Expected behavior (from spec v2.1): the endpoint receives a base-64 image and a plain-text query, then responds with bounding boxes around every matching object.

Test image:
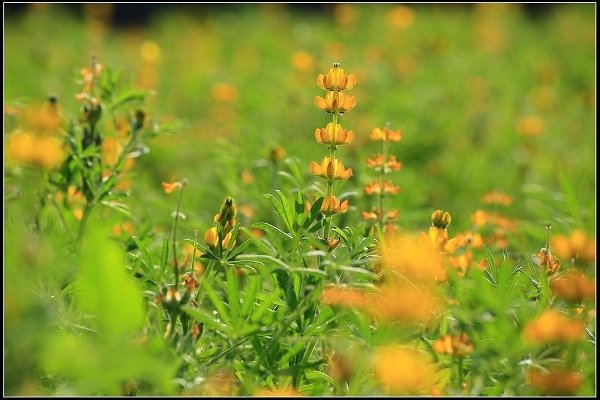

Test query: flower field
[4,3,596,396]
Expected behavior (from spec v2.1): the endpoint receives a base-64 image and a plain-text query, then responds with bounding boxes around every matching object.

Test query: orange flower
[321,286,366,308]
[362,208,399,222]
[314,91,356,114]
[365,283,443,323]
[161,179,182,194]
[517,115,544,136]
[255,387,300,397]
[204,227,234,249]
[551,230,596,264]
[292,50,314,73]
[381,234,447,283]
[314,122,354,145]
[210,83,238,103]
[372,346,439,395]
[269,146,286,163]
[310,156,353,180]
[433,333,474,356]
[366,154,402,171]
[550,270,595,302]
[532,248,561,274]
[528,367,583,395]
[369,126,403,142]
[481,190,512,206]
[445,231,484,253]
[522,309,585,344]
[317,62,356,91]
[364,180,401,196]
[7,129,65,170]
[321,195,349,215]
[387,5,415,29]
[471,209,489,227]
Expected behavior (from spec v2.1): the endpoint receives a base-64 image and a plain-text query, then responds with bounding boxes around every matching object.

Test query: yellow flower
[433,333,474,356]
[291,50,314,73]
[372,346,439,395]
[382,233,447,283]
[161,179,182,194]
[550,270,595,302]
[321,286,366,308]
[317,62,357,91]
[551,230,596,264]
[6,129,65,170]
[204,227,234,249]
[522,309,584,344]
[321,195,349,215]
[387,5,416,29]
[213,197,237,235]
[210,83,238,103]
[365,283,443,323]
[517,115,544,136]
[314,122,354,145]
[431,210,452,229]
[314,91,356,113]
[369,126,403,142]
[528,367,583,395]
[532,248,561,274]
[310,156,353,180]
[366,154,402,171]
[363,180,401,196]
[481,190,512,206]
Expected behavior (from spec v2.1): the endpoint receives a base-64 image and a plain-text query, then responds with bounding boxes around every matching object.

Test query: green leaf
[241,275,261,317]
[251,222,293,241]
[224,266,240,325]
[201,275,232,327]
[181,306,230,335]
[303,196,324,229]
[78,225,144,341]
[294,191,305,228]
[263,193,293,234]
[131,236,151,274]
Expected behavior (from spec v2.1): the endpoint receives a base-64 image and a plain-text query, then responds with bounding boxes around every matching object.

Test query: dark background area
[4,3,558,28]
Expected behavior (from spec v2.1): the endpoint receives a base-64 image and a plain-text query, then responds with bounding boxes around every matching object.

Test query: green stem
[171,183,186,287]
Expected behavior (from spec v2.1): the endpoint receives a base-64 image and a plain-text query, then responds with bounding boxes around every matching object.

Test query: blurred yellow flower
[372,346,439,395]
[314,122,354,146]
[269,146,286,163]
[7,129,65,170]
[528,367,583,395]
[387,5,415,29]
[382,234,447,283]
[255,387,300,397]
[366,154,402,171]
[310,156,353,180]
[481,190,512,206]
[433,333,473,356]
[291,50,314,73]
[140,40,161,63]
[523,309,584,344]
[333,4,357,26]
[211,83,238,103]
[532,248,561,274]
[551,230,596,263]
[550,270,595,303]
[363,180,400,196]
[365,283,443,323]
[161,179,182,194]
[517,116,544,136]
[321,286,366,308]
[369,126,402,142]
